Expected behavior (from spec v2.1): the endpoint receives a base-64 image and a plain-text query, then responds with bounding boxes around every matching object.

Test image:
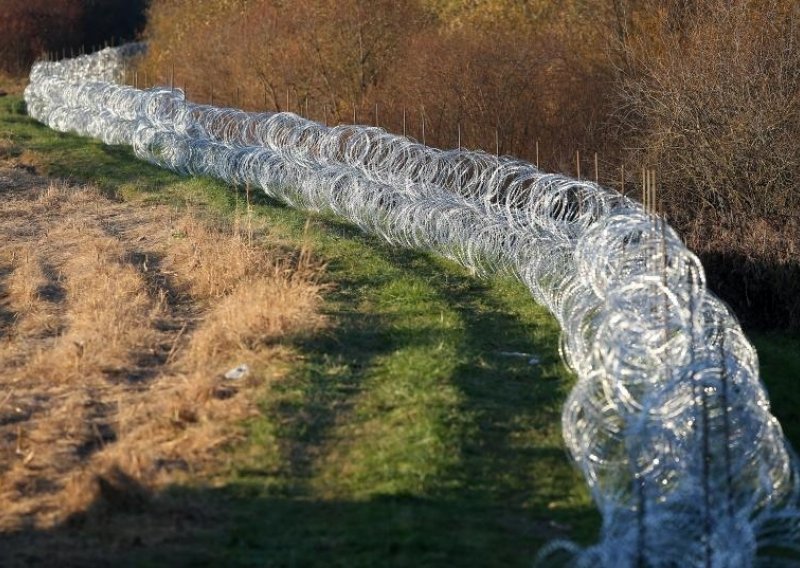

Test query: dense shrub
[0,0,148,75]
[615,0,800,328]
[80,0,149,52]
[13,0,792,329]
[139,0,618,173]
[0,0,83,74]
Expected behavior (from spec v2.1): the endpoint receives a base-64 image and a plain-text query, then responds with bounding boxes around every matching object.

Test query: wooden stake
[595,152,599,185]
[576,150,581,180]
[457,123,462,150]
[642,167,647,212]
[535,140,539,169]
[403,107,407,137]
[650,169,655,214]
[496,128,500,157]
[422,106,426,145]
[644,169,658,216]
[621,164,626,196]
[245,183,253,248]
[375,102,379,127]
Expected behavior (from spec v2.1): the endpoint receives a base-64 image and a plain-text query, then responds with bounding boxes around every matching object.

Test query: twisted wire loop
[24,45,800,566]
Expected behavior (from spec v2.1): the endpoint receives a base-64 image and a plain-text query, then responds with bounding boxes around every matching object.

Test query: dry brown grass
[0,169,325,531]
[0,73,27,97]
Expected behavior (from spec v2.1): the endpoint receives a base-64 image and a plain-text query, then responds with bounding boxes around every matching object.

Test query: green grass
[0,95,596,565]
[751,331,800,445]
[2,94,799,566]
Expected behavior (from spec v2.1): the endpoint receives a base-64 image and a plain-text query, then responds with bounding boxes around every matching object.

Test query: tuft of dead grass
[0,136,15,162]
[0,172,325,531]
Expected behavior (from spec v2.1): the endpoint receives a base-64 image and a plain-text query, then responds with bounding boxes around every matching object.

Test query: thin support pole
[647,170,657,216]
[422,106,426,146]
[642,167,647,212]
[595,152,599,185]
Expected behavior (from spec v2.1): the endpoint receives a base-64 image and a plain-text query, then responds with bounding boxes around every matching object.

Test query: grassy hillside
[1,94,798,566]
[0,95,599,565]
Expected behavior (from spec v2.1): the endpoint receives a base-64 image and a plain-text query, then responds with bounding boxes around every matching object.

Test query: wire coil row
[24,45,800,566]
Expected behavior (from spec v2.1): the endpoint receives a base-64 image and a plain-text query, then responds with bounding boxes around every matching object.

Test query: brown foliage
[108,0,800,327]
[0,0,148,75]
[615,0,800,327]
[139,0,617,170]
[0,0,84,74]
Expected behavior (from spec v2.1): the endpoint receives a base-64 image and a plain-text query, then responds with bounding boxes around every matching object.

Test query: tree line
[6,0,799,328]
[0,0,148,75]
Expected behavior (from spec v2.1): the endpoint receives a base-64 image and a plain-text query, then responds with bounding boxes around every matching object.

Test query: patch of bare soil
[0,166,324,539]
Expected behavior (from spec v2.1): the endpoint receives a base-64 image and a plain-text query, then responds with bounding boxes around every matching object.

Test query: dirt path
[0,164,324,534]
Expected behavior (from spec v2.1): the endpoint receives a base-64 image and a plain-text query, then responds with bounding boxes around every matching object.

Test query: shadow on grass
[703,250,800,332]
[750,331,800,447]
[0,267,17,340]
[1,98,599,565]
[0,470,594,568]
[39,140,178,195]
[246,215,599,547]
[0,210,598,566]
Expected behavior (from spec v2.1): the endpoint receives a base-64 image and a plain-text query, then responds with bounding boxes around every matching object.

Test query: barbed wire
[23,45,800,566]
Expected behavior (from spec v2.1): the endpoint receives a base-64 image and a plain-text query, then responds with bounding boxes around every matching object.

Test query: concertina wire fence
[22,45,800,566]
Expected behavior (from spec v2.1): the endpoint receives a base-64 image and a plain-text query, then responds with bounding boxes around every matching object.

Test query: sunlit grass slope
[2,94,796,566]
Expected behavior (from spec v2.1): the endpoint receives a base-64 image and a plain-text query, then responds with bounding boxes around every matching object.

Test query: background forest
[3,0,799,329]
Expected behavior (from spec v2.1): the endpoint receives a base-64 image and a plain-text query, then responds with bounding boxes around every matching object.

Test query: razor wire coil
[23,45,800,567]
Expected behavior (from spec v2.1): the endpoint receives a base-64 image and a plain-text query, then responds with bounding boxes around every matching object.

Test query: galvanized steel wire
[24,45,800,566]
